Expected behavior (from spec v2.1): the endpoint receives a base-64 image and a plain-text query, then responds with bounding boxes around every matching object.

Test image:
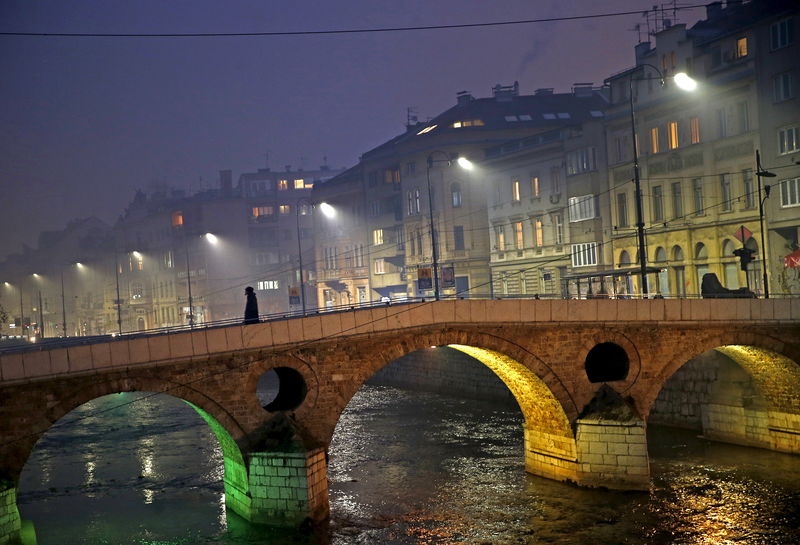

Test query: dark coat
[244,291,259,324]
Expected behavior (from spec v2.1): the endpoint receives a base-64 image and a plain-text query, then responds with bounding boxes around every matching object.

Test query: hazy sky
[0,1,705,259]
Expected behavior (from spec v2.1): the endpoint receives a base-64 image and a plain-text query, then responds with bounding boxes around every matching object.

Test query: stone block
[225,326,244,351]
[607,442,629,455]
[147,335,171,362]
[407,304,434,327]
[569,300,597,322]
[319,313,342,339]
[128,337,151,364]
[550,300,568,322]
[352,309,374,335]
[664,299,681,321]
[0,354,24,381]
[300,317,322,342]
[634,300,652,321]
[269,320,290,346]
[63,345,89,373]
[648,298,665,321]
[432,300,455,324]
[22,350,50,377]
[169,332,194,358]
[595,299,617,322]
[205,327,228,353]
[109,339,130,366]
[90,342,112,368]
[190,330,208,355]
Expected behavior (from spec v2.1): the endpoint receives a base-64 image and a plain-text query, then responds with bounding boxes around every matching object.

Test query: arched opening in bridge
[328,344,576,535]
[257,367,307,412]
[584,342,629,383]
[17,392,249,544]
[649,345,800,455]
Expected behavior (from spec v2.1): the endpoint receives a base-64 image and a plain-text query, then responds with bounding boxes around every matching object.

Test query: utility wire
[0,5,708,38]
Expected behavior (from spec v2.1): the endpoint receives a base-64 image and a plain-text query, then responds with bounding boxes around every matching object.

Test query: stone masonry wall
[649,352,720,430]
[367,346,517,406]
[0,484,20,545]
[575,419,649,489]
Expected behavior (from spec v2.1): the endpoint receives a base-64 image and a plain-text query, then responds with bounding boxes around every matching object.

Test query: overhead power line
[0,5,707,38]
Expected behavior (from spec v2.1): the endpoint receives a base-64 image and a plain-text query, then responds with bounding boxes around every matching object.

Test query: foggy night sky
[0,1,704,259]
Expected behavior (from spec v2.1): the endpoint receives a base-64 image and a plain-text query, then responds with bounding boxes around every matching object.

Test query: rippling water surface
[18,386,800,544]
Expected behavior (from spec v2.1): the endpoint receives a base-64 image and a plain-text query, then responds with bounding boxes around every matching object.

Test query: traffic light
[733,247,756,271]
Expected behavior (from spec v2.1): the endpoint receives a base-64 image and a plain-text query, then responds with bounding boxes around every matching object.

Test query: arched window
[451,183,462,208]
[672,245,684,261]
[618,250,631,266]
[722,239,736,257]
[655,246,667,263]
[695,242,708,260]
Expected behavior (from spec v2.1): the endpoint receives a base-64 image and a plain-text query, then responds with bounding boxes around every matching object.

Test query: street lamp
[425,151,474,300]
[2,281,25,338]
[295,200,335,314]
[628,65,697,297]
[755,150,776,298]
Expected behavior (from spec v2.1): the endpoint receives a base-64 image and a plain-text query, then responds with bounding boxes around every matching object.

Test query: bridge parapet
[1,299,798,386]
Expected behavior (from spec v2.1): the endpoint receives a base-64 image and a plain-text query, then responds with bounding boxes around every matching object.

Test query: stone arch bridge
[1,298,799,543]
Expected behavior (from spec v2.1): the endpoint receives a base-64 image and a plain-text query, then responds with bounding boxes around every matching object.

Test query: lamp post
[425,151,474,300]
[113,249,123,335]
[755,150,776,298]
[2,282,25,338]
[628,65,697,297]
[295,200,335,314]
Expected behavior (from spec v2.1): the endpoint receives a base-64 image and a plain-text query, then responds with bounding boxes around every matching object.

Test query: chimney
[493,81,520,101]
[219,169,232,193]
[634,41,652,65]
[456,91,474,106]
[572,83,594,97]
[706,1,723,19]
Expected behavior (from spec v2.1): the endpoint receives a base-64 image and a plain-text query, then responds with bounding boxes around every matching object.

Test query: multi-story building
[310,164,370,308]
[239,164,344,314]
[605,0,799,297]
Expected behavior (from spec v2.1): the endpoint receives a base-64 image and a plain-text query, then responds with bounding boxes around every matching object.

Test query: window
[257,280,279,290]
[252,205,274,217]
[494,225,506,251]
[373,258,385,274]
[550,166,561,193]
[721,174,732,211]
[130,282,144,299]
[671,182,683,219]
[533,218,543,247]
[451,183,462,208]
[690,117,701,144]
[553,214,564,245]
[770,19,793,50]
[279,204,290,214]
[667,121,679,149]
[513,221,524,249]
[171,211,183,227]
[743,169,755,209]
[736,102,749,133]
[511,179,521,201]
[566,148,596,174]
[293,179,304,189]
[384,166,401,184]
[571,242,598,267]
[414,188,421,214]
[324,247,337,270]
[652,185,664,221]
[650,127,660,153]
[568,195,595,222]
[162,250,174,269]
[371,199,382,217]
[779,126,799,154]
[405,162,416,176]
[736,37,748,58]
[454,225,465,250]
[532,176,540,197]
[354,244,365,267]
[781,177,800,207]
[717,108,728,138]
[617,193,628,227]
[693,178,704,216]
[278,179,288,190]
[372,229,384,245]
[774,72,793,102]
[405,192,414,216]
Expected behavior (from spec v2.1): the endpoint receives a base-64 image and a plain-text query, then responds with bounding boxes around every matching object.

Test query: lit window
[494,226,506,251]
[532,176,540,196]
[171,211,183,227]
[279,204,290,214]
[276,179,287,190]
[252,206,274,217]
[650,127,660,153]
[293,179,305,189]
[373,229,384,245]
[511,179,521,202]
[257,280,279,290]
[373,258,385,274]
[690,117,701,144]
[667,121,679,149]
[778,126,799,154]
[780,177,800,208]
[416,124,437,135]
[736,37,748,58]
[534,218,543,247]
[453,121,462,128]
[513,221,524,249]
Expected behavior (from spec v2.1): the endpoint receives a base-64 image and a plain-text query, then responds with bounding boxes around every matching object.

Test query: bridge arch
[645,334,800,455]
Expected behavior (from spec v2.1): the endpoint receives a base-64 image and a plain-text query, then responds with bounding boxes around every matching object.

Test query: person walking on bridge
[243,286,259,324]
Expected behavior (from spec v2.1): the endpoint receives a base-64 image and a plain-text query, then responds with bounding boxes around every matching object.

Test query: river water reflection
[18,386,800,544]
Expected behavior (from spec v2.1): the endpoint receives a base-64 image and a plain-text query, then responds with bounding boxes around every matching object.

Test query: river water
[17,386,800,545]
